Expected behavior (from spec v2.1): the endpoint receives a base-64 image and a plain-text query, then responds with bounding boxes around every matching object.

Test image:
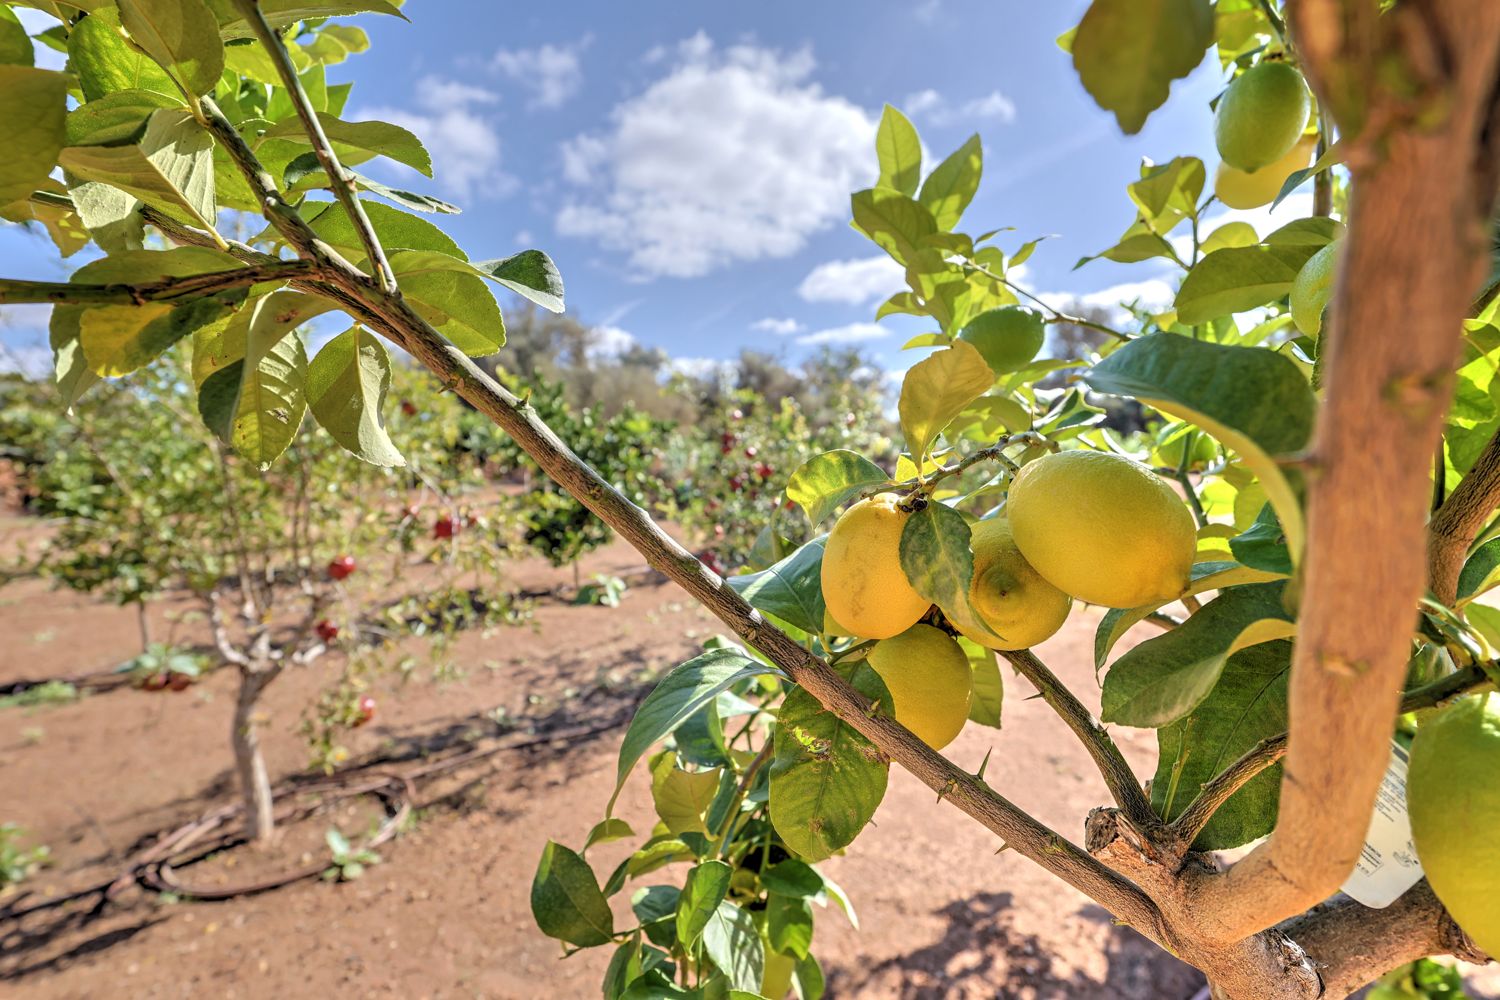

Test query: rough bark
[1429,428,1500,602]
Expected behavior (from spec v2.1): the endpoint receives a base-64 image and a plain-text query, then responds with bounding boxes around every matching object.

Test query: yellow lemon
[957,518,1071,651]
[1213,134,1316,210]
[1290,241,1339,337]
[1214,62,1311,171]
[866,623,972,750]
[1408,692,1500,958]
[1007,451,1195,609]
[821,494,931,640]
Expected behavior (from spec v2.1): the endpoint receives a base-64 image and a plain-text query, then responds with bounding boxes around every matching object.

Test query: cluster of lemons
[820,450,1196,750]
[1211,60,1315,210]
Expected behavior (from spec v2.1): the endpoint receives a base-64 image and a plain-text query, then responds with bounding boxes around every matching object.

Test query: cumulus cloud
[797,255,905,306]
[752,317,804,335]
[903,88,1018,126]
[556,34,878,279]
[1039,278,1177,323]
[588,324,638,360]
[796,322,891,346]
[360,76,512,199]
[493,38,589,109]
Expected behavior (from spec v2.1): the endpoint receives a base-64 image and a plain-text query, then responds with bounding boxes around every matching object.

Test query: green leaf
[1101,582,1296,727]
[650,753,721,836]
[60,108,217,231]
[726,536,826,635]
[700,901,764,993]
[389,250,506,357]
[469,249,566,313]
[1092,561,1286,673]
[0,66,68,206]
[795,954,825,1000]
[197,333,309,469]
[190,289,334,385]
[1071,0,1213,134]
[1128,156,1204,225]
[784,451,888,527]
[766,893,813,960]
[851,186,937,266]
[1076,223,1178,269]
[1199,221,1259,256]
[48,306,99,408]
[1153,641,1292,849]
[898,501,993,640]
[585,818,635,852]
[68,6,179,102]
[1083,333,1315,561]
[1230,503,1293,576]
[959,636,1003,728]
[768,665,890,862]
[608,648,770,816]
[68,246,242,375]
[117,0,224,97]
[212,0,406,41]
[262,112,432,176]
[1175,246,1312,323]
[66,89,183,146]
[898,340,995,462]
[307,200,465,259]
[530,840,614,947]
[875,104,921,197]
[758,859,824,899]
[0,4,32,65]
[306,326,405,468]
[676,860,731,948]
[918,135,982,233]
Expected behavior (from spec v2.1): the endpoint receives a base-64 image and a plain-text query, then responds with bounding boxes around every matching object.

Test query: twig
[0,262,315,305]
[1171,664,1492,843]
[230,0,398,293]
[999,649,1155,827]
[1429,428,1500,603]
[961,257,1132,342]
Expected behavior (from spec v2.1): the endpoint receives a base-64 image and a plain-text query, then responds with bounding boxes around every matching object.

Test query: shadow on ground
[825,891,1205,999]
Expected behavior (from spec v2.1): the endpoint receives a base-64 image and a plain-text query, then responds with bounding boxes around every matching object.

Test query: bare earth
[1,522,1494,999]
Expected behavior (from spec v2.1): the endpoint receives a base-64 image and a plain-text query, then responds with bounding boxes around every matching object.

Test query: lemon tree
[3,2,1500,998]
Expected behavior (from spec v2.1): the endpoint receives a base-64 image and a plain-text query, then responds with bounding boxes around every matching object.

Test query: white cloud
[669,356,736,381]
[903,88,1017,126]
[797,255,905,305]
[493,38,589,109]
[1039,278,1177,323]
[752,317,804,335]
[360,76,511,199]
[797,322,891,346]
[556,34,877,279]
[589,325,638,360]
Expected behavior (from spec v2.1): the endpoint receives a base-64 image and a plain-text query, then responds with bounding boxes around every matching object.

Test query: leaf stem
[0,261,316,306]
[229,2,398,290]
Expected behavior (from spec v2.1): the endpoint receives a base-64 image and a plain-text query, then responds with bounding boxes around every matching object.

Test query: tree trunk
[135,599,151,653]
[231,668,275,843]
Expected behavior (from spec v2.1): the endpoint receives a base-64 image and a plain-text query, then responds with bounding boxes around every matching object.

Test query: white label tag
[1340,739,1425,909]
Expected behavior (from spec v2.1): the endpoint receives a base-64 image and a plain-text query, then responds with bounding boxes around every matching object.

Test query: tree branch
[1182,0,1500,945]
[231,0,397,292]
[196,75,1173,947]
[1429,427,1500,602]
[999,649,1156,827]
[0,261,314,305]
[1285,883,1489,998]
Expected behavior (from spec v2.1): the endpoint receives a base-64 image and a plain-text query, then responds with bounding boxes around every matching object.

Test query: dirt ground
[1,520,1495,999]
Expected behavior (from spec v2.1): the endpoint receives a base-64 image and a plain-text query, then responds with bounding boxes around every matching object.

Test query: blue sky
[0,1,1313,378]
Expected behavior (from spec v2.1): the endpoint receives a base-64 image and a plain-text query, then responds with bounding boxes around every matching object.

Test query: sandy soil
[0,522,1494,999]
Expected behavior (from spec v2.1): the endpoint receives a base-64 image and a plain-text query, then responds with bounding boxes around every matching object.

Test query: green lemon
[1290,241,1339,337]
[1214,62,1311,172]
[1407,692,1500,958]
[958,306,1045,375]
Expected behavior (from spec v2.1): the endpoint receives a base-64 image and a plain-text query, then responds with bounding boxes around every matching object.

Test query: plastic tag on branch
[1339,739,1424,909]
